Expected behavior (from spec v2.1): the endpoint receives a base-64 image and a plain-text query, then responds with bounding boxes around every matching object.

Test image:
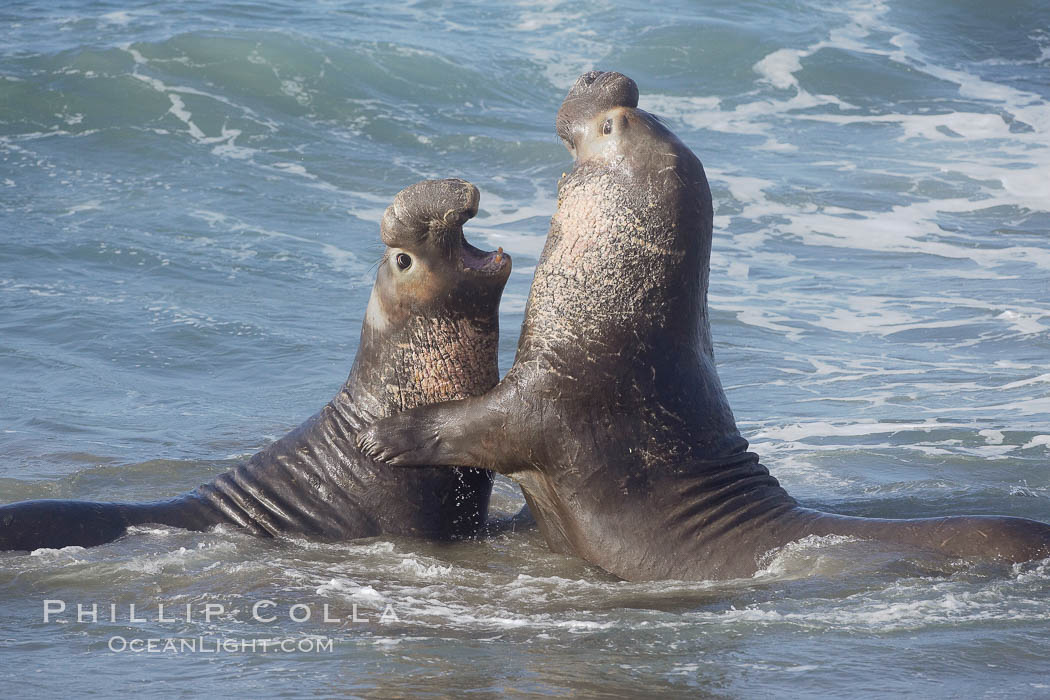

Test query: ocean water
[2,0,1050,696]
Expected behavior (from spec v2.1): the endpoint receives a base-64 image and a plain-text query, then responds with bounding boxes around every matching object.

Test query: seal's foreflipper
[357,386,522,474]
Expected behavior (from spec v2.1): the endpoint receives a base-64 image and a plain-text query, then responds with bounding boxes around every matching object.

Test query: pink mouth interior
[461,243,507,272]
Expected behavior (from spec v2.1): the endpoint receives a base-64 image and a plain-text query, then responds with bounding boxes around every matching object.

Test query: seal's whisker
[368,254,387,275]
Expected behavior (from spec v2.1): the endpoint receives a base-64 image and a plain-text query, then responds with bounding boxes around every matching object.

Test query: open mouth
[461,239,510,275]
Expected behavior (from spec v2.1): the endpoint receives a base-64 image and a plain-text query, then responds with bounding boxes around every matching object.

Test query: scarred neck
[345,312,500,420]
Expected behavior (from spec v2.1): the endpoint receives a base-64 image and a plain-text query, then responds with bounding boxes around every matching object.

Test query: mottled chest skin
[358,74,1050,581]
[523,168,683,364]
[361,310,501,415]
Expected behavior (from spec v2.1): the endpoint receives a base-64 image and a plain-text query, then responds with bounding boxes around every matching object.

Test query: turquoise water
[2,0,1050,696]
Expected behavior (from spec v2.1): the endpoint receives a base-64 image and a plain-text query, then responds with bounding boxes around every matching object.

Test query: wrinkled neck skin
[183,303,500,541]
[349,296,501,419]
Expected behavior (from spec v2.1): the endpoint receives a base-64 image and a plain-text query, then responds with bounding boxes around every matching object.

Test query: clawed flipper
[356,392,517,473]
[356,407,451,466]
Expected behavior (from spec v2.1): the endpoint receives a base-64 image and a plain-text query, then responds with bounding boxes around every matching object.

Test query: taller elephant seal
[0,178,511,552]
[358,72,1050,581]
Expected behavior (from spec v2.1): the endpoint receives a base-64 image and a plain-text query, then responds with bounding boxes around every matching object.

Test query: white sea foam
[99,11,133,26]
[979,429,1005,445]
[30,546,86,557]
[280,79,311,106]
[709,170,1050,275]
[398,558,454,578]
[210,129,254,160]
[189,209,364,274]
[58,200,102,216]
[1021,435,1050,451]
[753,49,804,90]
[429,184,555,259]
[271,162,314,179]
[165,94,206,141]
[699,560,1050,632]
[124,48,280,142]
[752,419,945,442]
[753,534,861,579]
[315,579,387,605]
[514,3,606,90]
[1001,373,1050,390]
[642,0,1050,300]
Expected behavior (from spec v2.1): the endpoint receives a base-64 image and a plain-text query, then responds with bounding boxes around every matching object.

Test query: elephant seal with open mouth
[357,73,1050,581]
[0,178,511,551]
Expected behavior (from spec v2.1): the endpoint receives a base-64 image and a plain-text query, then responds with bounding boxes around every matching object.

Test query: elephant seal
[357,72,1050,581]
[0,178,511,552]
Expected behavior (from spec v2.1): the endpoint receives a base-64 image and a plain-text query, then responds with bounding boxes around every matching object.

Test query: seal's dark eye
[602,119,612,135]
[395,253,412,270]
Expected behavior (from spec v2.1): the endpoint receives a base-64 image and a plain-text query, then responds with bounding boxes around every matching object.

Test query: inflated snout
[380,178,480,249]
